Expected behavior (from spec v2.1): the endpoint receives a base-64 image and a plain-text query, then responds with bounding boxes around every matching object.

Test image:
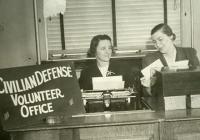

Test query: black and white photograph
[1,0,200,140]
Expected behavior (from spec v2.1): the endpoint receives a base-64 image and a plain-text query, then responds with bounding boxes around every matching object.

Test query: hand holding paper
[140,76,157,88]
[141,59,164,79]
[141,59,163,87]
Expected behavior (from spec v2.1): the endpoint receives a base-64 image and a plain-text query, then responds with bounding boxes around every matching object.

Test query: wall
[181,0,192,48]
[36,0,48,61]
[0,0,37,69]
[181,0,200,60]
[192,0,200,60]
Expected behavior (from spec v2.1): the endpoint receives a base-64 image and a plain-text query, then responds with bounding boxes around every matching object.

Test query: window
[115,0,164,51]
[47,0,112,55]
[63,0,113,54]
[45,0,181,59]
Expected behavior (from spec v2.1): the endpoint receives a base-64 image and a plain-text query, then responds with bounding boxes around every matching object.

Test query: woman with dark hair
[87,34,114,57]
[141,23,199,95]
[79,34,131,90]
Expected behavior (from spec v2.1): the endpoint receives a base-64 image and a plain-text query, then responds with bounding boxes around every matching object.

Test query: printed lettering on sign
[0,62,85,129]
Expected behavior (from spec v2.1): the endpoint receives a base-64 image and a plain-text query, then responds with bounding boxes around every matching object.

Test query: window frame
[40,0,181,60]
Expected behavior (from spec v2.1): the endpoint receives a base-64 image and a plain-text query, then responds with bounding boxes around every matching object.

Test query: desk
[6,101,200,140]
[7,110,160,140]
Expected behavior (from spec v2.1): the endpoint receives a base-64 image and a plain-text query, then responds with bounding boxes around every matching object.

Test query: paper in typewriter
[92,75,124,90]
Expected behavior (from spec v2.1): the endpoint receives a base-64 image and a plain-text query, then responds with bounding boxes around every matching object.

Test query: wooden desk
[143,97,200,140]
[6,102,200,140]
[7,110,160,140]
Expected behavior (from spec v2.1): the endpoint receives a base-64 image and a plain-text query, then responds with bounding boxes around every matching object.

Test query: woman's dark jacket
[79,60,134,90]
[142,47,199,68]
[142,47,200,96]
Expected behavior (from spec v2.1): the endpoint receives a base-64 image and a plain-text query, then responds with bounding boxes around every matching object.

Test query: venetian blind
[46,0,181,56]
[46,0,113,54]
[167,0,181,46]
[115,0,164,51]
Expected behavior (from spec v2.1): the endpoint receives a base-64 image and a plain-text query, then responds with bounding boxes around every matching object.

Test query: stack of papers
[92,76,124,90]
[141,59,189,79]
[168,60,189,69]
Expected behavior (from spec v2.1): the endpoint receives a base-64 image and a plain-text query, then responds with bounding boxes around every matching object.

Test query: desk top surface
[6,107,200,132]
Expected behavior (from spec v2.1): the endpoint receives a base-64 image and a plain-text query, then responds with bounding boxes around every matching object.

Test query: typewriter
[82,88,137,112]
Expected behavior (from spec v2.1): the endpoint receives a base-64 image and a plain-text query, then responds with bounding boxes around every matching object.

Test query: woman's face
[96,39,112,62]
[151,30,174,53]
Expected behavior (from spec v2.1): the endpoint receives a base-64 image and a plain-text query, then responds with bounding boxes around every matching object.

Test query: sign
[0,62,85,129]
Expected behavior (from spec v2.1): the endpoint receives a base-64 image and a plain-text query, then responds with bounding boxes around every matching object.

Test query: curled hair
[87,34,113,57]
[151,23,176,41]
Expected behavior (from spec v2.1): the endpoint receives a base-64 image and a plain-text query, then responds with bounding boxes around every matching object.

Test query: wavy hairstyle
[151,23,176,41]
[87,34,113,57]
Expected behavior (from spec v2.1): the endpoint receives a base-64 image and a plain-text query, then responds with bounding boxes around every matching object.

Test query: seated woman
[141,23,200,96]
[79,34,132,90]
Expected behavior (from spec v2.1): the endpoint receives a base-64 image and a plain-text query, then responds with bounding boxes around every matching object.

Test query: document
[92,76,124,90]
[168,60,189,69]
[141,59,164,79]
[164,95,186,110]
[191,94,200,108]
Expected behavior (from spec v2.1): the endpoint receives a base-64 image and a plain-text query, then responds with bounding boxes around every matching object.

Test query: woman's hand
[140,77,150,87]
[140,76,157,96]
[140,76,156,87]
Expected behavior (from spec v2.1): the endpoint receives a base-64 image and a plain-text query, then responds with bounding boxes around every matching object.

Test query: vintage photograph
[1,0,200,140]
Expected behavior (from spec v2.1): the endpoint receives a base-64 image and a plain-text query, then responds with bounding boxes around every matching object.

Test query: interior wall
[181,0,200,60]
[180,0,192,48]
[192,0,200,60]
[36,0,48,61]
[0,0,37,69]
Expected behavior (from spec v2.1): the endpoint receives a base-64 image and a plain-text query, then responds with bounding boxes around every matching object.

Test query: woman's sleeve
[78,68,93,90]
[188,48,200,67]
[192,48,200,66]
[78,69,86,90]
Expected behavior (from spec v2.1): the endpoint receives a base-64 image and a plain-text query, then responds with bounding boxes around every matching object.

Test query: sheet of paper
[92,76,124,90]
[141,59,164,79]
[164,95,186,110]
[191,94,200,108]
[168,60,189,69]
[92,75,123,82]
